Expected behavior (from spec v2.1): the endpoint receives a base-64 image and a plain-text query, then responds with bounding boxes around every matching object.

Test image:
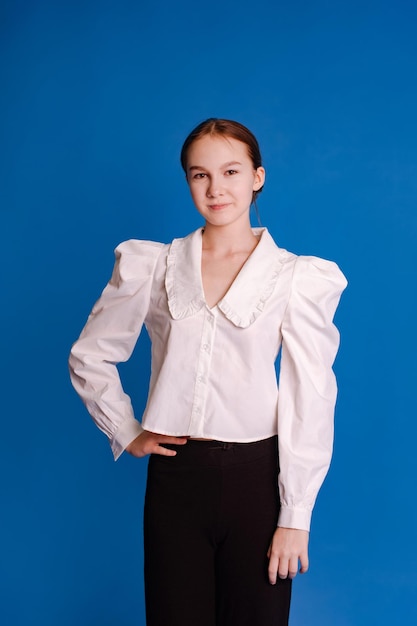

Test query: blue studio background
[1,1,416,624]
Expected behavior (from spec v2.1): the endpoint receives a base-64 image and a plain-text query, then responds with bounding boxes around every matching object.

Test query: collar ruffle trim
[165,227,292,328]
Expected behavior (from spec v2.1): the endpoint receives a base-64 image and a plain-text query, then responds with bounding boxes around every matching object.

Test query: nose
[206,176,223,198]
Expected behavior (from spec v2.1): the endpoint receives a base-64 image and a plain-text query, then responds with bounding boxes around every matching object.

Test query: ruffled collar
[165,227,291,328]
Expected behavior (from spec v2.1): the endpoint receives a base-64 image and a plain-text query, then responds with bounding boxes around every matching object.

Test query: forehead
[186,135,251,168]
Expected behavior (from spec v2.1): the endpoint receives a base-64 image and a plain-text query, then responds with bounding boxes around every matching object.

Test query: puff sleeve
[277,256,347,531]
[69,240,164,460]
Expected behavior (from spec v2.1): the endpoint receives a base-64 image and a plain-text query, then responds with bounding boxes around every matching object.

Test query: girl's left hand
[267,527,309,584]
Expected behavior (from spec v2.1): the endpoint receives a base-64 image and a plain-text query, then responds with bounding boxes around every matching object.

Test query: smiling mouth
[208,203,230,211]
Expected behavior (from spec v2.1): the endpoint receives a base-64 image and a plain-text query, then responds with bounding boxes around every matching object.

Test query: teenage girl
[69,118,347,626]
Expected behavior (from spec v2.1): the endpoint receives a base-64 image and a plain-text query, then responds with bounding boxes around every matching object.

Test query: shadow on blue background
[1,1,416,624]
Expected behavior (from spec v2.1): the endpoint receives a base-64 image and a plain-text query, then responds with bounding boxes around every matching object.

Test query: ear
[253,167,265,191]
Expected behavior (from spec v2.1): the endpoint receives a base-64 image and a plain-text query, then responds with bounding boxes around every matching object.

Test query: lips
[208,203,230,211]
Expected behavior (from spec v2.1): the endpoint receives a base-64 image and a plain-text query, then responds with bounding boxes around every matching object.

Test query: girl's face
[185,135,265,229]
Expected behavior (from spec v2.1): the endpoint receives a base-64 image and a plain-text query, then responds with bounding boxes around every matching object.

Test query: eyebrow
[188,161,243,172]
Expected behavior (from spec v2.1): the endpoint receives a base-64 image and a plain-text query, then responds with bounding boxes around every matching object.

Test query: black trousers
[144,436,292,626]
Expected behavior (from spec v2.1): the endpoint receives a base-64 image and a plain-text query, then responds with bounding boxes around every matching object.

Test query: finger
[288,556,299,579]
[268,552,279,585]
[157,436,188,445]
[299,551,309,574]
[278,558,289,580]
[153,445,177,457]
[153,435,188,455]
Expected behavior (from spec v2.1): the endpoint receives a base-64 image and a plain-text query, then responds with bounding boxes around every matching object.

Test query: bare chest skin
[201,246,256,309]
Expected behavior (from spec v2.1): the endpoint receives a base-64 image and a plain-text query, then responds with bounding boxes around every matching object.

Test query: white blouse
[69,227,347,531]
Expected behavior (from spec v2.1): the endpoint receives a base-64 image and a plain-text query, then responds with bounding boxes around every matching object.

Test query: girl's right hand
[125,431,188,458]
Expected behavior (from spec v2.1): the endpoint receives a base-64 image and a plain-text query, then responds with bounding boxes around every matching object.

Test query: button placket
[189,311,216,432]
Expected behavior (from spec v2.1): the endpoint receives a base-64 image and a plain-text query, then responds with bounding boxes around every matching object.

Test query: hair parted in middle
[180,118,264,204]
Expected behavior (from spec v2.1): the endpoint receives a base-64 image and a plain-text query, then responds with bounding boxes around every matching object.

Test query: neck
[202,221,260,254]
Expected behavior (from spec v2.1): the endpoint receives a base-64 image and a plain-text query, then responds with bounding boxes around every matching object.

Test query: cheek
[241,180,257,196]
[189,185,204,205]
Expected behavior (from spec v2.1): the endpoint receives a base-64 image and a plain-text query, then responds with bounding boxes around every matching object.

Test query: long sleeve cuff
[111,418,144,461]
[277,505,312,532]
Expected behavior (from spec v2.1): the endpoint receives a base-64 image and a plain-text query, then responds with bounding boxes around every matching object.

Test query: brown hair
[180,118,264,203]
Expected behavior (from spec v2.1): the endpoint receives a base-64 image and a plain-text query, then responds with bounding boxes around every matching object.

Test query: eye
[225,169,238,176]
[192,172,207,179]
